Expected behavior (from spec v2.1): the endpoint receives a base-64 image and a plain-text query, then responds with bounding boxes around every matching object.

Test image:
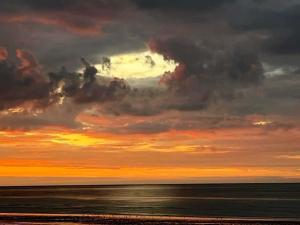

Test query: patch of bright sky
[263,63,298,77]
[95,50,177,79]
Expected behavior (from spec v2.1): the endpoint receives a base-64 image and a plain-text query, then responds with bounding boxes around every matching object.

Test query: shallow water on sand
[0,183,299,219]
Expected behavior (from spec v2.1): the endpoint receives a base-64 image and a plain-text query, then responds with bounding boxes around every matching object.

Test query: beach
[0,213,300,225]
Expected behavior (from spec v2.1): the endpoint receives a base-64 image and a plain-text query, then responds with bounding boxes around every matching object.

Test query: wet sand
[0,213,300,225]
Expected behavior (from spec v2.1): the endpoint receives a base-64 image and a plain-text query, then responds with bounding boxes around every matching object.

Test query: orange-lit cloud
[0,0,123,36]
[0,47,8,61]
[0,14,104,35]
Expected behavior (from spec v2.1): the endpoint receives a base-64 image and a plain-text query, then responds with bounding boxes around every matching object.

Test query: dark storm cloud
[264,73,300,99]
[49,59,130,104]
[149,38,263,109]
[0,0,300,132]
[131,0,300,57]
[98,37,264,118]
[132,0,236,11]
[0,0,71,11]
[0,48,130,113]
[1,0,300,66]
[0,0,126,11]
[96,30,300,133]
[150,38,263,84]
[229,0,300,55]
[0,49,52,111]
[0,0,253,70]
[0,0,236,14]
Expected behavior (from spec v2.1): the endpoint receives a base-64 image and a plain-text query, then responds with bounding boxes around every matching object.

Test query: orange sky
[0,111,299,186]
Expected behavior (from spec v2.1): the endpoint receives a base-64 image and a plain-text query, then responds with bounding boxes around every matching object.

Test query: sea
[0,183,299,224]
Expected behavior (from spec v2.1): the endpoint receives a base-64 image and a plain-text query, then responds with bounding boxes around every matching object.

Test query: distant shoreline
[0,213,300,225]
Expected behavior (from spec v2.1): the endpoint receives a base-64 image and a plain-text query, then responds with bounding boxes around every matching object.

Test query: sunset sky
[0,0,300,185]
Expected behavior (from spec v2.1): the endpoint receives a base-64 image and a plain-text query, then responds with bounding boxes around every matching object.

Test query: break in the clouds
[0,0,300,129]
[0,0,300,184]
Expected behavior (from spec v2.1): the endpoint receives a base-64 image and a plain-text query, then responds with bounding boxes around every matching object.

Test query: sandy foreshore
[0,213,300,225]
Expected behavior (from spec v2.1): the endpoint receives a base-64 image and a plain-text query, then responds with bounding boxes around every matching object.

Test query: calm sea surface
[0,183,299,219]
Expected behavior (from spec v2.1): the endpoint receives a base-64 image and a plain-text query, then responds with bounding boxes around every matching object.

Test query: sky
[0,0,300,186]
